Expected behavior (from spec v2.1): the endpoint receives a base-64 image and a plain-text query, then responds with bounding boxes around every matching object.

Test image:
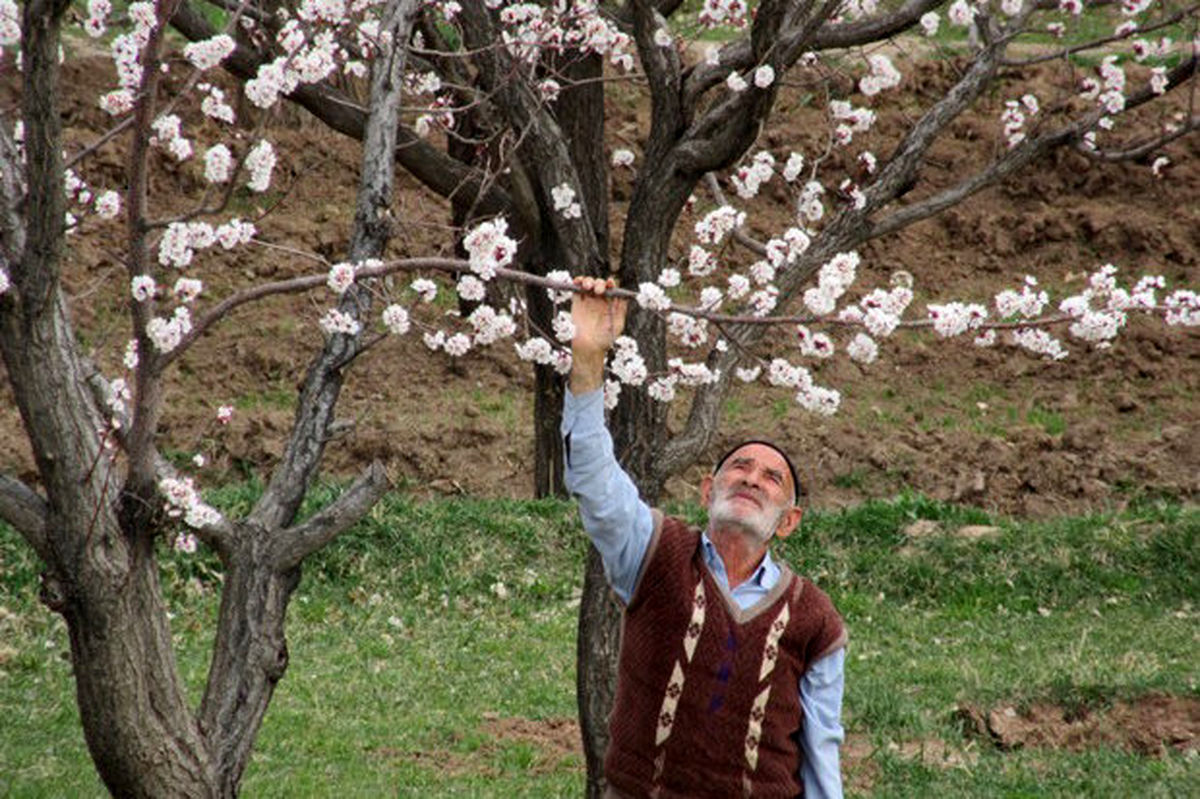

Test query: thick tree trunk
[576,547,622,799]
[60,533,215,797]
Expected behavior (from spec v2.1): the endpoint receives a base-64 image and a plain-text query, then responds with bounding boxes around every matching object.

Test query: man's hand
[569,276,627,396]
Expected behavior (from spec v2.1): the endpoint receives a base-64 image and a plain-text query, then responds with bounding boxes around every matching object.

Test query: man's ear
[774,507,804,540]
[699,474,714,507]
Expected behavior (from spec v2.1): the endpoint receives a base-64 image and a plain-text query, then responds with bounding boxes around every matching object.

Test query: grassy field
[1,489,1197,797]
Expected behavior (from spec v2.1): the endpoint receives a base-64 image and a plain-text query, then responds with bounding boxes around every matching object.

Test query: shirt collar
[701,531,778,588]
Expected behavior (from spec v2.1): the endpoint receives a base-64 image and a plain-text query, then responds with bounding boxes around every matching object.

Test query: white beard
[708,491,785,544]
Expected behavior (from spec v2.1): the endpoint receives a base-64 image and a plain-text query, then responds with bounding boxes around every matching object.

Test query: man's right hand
[569,276,628,396]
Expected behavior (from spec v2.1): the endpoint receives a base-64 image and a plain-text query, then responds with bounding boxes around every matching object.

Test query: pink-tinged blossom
[327,262,356,294]
[94,190,121,219]
[0,268,8,296]
[920,12,940,35]
[695,205,745,245]
[160,475,221,529]
[146,315,186,352]
[859,53,900,96]
[539,79,561,101]
[783,152,805,182]
[1011,328,1068,360]
[1150,156,1169,178]
[552,310,576,342]
[688,245,718,277]
[462,217,517,279]
[83,0,110,37]
[1149,67,1167,95]
[648,376,676,403]
[99,89,136,116]
[319,309,361,336]
[174,533,198,554]
[668,313,708,348]
[150,115,192,161]
[798,180,825,223]
[215,219,255,249]
[727,274,751,300]
[456,274,486,302]
[658,268,681,288]
[927,302,988,337]
[754,65,775,88]
[731,151,775,198]
[798,328,834,358]
[749,287,779,316]
[610,337,647,385]
[382,304,411,336]
[749,260,776,285]
[1163,290,1200,326]
[184,35,235,71]
[200,84,235,123]
[611,148,635,168]
[173,278,202,304]
[768,358,803,388]
[699,286,723,310]
[796,385,840,416]
[515,337,555,365]
[699,0,749,28]
[735,365,761,383]
[804,287,837,316]
[603,379,621,411]
[544,270,573,304]
[1046,21,1065,37]
[995,276,1048,318]
[204,144,233,183]
[846,333,878,364]
[124,339,139,369]
[636,282,671,312]
[726,71,748,92]
[858,152,877,174]
[411,278,438,303]
[974,330,998,347]
[673,360,719,388]
[158,223,196,268]
[469,306,517,345]
[948,0,975,26]
[443,333,471,357]
[245,140,276,192]
[551,184,582,219]
[653,27,672,48]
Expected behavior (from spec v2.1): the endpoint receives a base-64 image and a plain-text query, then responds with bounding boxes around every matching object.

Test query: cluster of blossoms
[1000,94,1039,148]
[63,169,121,224]
[159,476,221,529]
[698,0,749,29]
[695,205,746,246]
[731,152,776,199]
[858,54,901,97]
[158,219,256,268]
[551,184,583,219]
[492,0,634,70]
[829,100,876,146]
[146,307,193,353]
[319,308,361,336]
[462,217,518,280]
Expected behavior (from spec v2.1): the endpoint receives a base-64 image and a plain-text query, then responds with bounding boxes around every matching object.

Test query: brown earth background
[1,51,1198,518]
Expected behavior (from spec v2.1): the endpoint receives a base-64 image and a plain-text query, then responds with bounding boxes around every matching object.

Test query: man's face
[704,444,796,544]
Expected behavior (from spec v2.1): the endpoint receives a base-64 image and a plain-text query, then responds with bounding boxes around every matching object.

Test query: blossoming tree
[1,0,1197,795]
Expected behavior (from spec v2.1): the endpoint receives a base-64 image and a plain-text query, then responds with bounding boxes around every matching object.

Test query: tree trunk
[60,530,215,797]
[576,547,622,799]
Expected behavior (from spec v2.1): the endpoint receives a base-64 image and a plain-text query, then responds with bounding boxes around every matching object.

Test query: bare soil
[1,52,1197,518]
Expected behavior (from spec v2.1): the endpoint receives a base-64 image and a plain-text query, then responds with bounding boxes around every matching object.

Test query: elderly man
[563,277,847,798]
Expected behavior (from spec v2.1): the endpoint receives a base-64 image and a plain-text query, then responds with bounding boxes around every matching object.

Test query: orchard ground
[2,53,1195,517]
[0,45,1198,793]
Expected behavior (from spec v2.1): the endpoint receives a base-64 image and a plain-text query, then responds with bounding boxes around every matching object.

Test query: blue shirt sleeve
[799,648,846,799]
[561,388,653,604]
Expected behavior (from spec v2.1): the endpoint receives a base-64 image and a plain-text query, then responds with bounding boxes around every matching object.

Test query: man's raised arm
[562,278,652,603]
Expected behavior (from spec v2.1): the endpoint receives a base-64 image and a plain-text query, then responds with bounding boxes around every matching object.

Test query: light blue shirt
[562,388,845,799]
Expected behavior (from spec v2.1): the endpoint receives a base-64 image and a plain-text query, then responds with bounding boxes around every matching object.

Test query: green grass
[2,491,1198,796]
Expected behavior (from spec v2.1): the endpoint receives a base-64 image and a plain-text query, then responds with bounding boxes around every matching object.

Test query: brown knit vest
[604,514,847,799]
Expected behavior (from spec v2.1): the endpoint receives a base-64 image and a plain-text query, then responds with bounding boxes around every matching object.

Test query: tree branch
[272,461,391,571]
[249,0,421,532]
[169,1,512,216]
[0,475,50,561]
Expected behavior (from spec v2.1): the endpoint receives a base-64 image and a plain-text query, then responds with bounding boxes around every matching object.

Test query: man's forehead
[723,443,789,473]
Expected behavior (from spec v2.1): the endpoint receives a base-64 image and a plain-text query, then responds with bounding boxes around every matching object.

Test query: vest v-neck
[702,557,798,625]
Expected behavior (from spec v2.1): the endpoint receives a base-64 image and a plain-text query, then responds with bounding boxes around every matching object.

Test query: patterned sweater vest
[604,514,847,799]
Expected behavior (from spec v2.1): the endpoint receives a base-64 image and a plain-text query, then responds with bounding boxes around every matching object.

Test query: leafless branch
[272,461,391,571]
